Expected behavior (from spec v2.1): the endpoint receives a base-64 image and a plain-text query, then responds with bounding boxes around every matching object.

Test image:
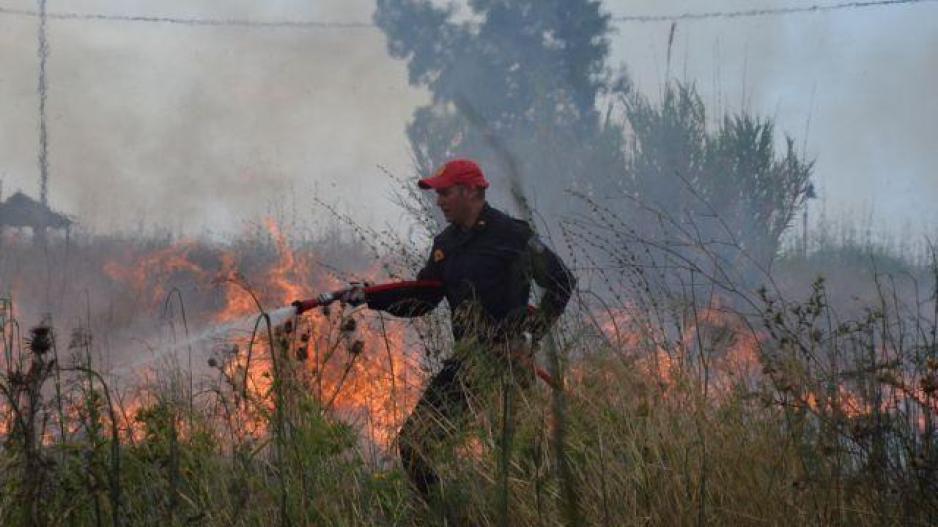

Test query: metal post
[37,0,50,208]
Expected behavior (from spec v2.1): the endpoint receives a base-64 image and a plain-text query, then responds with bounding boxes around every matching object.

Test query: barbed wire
[1,0,936,30]
[0,5,375,29]
[612,0,938,22]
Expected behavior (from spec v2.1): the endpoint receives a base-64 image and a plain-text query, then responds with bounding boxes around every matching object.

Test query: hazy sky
[0,0,935,237]
[608,0,938,238]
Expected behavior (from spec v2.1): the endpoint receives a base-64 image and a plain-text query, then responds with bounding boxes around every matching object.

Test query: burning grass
[1,216,937,526]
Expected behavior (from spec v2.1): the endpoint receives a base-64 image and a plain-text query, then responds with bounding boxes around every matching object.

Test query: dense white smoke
[0,0,427,235]
[0,0,934,235]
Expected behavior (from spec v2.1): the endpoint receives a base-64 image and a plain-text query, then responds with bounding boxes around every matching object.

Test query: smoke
[0,0,427,235]
[606,0,938,235]
[0,0,935,236]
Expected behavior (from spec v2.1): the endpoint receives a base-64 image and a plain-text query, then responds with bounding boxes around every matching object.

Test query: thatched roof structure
[0,191,72,230]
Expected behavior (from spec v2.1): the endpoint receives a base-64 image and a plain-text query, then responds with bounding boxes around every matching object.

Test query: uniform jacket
[366,203,575,342]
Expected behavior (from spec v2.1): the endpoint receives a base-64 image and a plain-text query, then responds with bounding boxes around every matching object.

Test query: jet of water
[108,305,298,378]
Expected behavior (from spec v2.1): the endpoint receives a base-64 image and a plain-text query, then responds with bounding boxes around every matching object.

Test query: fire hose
[291,281,561,390]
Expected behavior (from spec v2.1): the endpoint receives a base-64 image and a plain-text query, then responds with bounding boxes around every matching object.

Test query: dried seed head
[341,318,357,333]
[921,375,938,395]
[350,340,365,355]
[207,357,218,368]
[295,346,308,361]
[8,371,25,387]
[27,325,53,355]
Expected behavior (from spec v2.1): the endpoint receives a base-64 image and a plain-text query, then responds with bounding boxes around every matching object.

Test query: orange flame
[102,220,424,449]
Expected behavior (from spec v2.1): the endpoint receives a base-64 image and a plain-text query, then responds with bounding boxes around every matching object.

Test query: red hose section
[363,280,443,294]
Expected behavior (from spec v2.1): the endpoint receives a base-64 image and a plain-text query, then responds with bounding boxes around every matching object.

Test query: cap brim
[417,176,448,189]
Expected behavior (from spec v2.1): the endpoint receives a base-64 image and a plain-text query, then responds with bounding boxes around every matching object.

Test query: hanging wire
[611,0,938,22]
[1,0,937,29]
[0,5,375,29]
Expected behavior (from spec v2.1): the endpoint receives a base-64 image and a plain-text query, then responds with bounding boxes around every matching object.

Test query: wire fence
[612,0,938,22]
[1,0,936,30]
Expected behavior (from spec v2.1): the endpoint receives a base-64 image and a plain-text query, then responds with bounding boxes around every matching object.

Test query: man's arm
[527,235,576,336]
[365,250,445,317]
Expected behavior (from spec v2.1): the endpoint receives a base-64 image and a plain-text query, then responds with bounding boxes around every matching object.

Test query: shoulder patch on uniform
[433,248,446,262]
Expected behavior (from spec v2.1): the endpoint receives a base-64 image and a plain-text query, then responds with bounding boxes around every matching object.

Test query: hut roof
[0,192,72,229]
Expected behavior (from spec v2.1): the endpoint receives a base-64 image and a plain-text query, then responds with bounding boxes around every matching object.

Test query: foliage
[621,83,814,271]
[374,0,627,214]
[376,2,813,276]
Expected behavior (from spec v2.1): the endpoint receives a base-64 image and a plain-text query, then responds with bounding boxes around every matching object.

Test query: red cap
[418,159,490,190]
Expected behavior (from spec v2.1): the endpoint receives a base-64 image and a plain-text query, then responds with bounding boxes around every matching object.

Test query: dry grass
[1,212,937,526]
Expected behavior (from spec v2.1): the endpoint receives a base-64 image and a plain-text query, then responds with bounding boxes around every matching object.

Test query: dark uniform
[366,203,575,497]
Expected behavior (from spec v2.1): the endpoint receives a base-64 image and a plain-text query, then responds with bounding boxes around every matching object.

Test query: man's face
[436,185,474,225]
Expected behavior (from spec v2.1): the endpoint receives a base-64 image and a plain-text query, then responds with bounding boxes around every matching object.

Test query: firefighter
[349,158,575,500]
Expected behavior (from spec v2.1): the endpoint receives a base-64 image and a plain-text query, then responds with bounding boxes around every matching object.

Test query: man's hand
[524,307,549,342]
[339,282,369,306]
